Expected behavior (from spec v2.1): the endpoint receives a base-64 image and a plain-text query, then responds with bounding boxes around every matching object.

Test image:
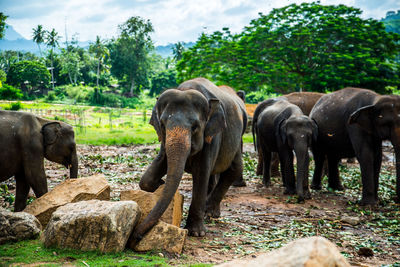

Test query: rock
[120,185,183,227]
[24,174,110,227]
[0,208,41,244]
[42,200,140,253]
[217,236,350,267]
[131,221,188,254]
[341,215,361,226]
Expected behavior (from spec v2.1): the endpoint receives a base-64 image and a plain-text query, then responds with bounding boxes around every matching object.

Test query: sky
[1,0,399,46]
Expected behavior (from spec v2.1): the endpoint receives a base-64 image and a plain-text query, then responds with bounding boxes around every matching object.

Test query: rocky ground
[1,143,399,266]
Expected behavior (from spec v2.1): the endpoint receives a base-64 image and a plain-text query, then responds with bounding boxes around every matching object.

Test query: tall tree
[0,13,7,40]
[32,25,46,57]
[172,42,185,62]
[109,16,154,96]
[89,36,109,88]
[45,28,60,90]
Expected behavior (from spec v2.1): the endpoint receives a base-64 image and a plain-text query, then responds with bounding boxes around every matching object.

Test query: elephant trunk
[294,144,309,202]
[70,148,78,178]
[132,127,191,242]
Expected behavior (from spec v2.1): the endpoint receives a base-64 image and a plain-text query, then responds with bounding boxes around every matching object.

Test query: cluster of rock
[0,174,187,253]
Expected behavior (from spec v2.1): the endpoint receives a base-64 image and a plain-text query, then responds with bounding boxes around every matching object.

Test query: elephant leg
[311,149,325,190]
[14,172,30,212]
[206,151,243,218]
[232,139,246,187]
[262,150,272,187]
[139,146,167,192]
[327,155,343,191]
[279,149,295,194]
[373,142,382,203]
[207,174,219,196]
[256,149,263,176]
[270,152,281,177]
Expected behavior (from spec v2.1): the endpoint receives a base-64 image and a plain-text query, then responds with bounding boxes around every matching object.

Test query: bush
[0,83,23,100]
[4,101,23,111]
[45,91,56,101]
[65,85,94,103]
[89,88,143,108]
[6,60,50,91]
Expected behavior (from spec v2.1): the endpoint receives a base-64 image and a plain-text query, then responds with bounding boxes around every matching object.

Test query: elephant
[133,78,247,241]
[310,87,400,205]
[252,98,318,202]
[0,110,78,211]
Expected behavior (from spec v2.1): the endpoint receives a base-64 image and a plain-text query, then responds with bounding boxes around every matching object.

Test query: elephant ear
[150,105,163,143]
[277,119,287,144]
[205,98,226,144]
[41,122,62,146]
[274,108,292,144]
[348,105,374,133]
[311,119,318,142]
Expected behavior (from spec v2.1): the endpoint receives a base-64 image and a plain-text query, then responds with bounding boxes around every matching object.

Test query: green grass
[0,239,169,266]
[243,133,253,144]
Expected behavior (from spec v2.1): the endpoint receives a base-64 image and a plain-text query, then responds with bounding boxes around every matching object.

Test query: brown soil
[1,143,399,266]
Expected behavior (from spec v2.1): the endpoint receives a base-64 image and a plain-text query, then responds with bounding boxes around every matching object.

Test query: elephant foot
[271,170,281,177]
[205,203,221,218]
[283,188,296,195]
[232,177,247,187]
[297,196,305,203]
[185,221,207,237]
[304,190,312,200]
[310,183,322,190]
[358,197,378,206]
[262,179,271,187]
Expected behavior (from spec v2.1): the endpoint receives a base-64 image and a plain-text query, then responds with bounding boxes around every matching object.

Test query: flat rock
[24,174,110,227]
[0,208,41,244]
[341,215,361,226]
[42,200,140,253]
[131,221,187,254]
[217,236,350,267]
[120,185,183,227]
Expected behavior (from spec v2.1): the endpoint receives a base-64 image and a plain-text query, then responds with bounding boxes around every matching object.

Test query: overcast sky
[1,0,399,45]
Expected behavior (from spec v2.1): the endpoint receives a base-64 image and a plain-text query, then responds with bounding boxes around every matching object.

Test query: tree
[172,42,185,62]
[89,36,110,88]
[60,49,81,85]
[6,60,50,94]
[32,25,46,57]
[0,13,7,40]
[150,69,177,96]
[45,28,60,90]
[109,16,154,96]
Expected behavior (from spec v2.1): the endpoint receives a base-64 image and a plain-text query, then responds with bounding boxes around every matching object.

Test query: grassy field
[0,101,254,145]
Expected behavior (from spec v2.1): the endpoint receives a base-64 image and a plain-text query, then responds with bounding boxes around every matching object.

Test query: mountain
[381,10,400,34]
[0,25,194,57]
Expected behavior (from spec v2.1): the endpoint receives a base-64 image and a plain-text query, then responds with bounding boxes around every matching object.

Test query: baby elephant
[253,99,318,202]
[0,110,78,211]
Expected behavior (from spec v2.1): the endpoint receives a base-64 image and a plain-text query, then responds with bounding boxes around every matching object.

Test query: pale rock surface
[120,185,183,227]
[217,236,350,267]
[0,208,41,244]
[42,200,140,253]
[24,174,110,227]
[131,221,188,254]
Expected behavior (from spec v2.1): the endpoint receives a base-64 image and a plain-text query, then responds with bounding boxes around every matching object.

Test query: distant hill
[0,24,194,57]
[381,10,400,34]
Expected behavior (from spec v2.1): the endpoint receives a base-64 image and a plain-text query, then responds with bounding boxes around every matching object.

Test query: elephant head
[349,95,400,201]
[41,122,78,178]
[278,115,318,201]
[134,89,226,240]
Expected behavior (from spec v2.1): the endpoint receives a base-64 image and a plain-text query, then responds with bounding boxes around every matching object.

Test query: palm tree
[32,25,45,57]
[45,28,60,90]
[172,42,185,62]
[89,36,109,88]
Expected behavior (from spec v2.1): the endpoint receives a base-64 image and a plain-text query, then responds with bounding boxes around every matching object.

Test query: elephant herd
[1,77,399,241]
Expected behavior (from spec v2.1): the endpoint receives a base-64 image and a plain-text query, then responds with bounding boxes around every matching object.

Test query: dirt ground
[1,143,399,266]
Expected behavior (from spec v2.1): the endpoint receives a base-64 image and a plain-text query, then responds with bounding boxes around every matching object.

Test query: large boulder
[24,174,110,227]
[131,221,188,254]
[217,236,350,267]
[120,185,183,227]
[0,208,41,244]
[42,200,140,253]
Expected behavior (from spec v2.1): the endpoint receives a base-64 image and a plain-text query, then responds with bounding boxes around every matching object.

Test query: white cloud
[2,0,399,45]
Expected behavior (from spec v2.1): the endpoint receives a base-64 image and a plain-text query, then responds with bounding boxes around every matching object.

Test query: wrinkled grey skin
[310,87,400,205]
[133,78,247,241]
[253,99,318,202]
[0,111,78,211]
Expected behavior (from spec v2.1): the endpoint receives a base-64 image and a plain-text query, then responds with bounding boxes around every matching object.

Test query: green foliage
[0,69,6,84]
[0,239,168,266]
[6,60,50,92]
[0,12,7,40]
[59,49,82,84]
[4,101,23,111]
[0,83,23,100]
[177,2,400,94]
[64,84,93,103]
[150,68,177,96]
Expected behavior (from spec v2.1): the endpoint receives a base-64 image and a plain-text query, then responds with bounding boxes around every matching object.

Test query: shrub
[6,60,50,91]
[0,83,23,100]
[4,101,23,111]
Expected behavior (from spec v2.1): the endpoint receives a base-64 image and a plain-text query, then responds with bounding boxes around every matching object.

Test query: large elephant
[133,78,247,240]
[310,87,400,205]
[0,111,78,211]
[253,98,318,202]
[254,92,324,177]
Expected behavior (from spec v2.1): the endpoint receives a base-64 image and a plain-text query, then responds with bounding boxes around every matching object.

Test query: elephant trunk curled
[132,126,191,241]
